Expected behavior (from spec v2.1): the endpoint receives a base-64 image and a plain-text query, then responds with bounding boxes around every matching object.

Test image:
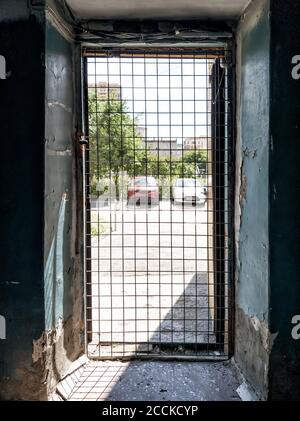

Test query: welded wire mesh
[84,48,233,359]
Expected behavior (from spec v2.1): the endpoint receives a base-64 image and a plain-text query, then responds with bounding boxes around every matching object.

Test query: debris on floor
[67,360,241,401]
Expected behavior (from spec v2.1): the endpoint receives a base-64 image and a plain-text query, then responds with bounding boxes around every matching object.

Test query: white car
[172,178,207,205]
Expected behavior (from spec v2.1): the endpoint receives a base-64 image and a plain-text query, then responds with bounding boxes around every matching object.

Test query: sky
[87,57,211,140]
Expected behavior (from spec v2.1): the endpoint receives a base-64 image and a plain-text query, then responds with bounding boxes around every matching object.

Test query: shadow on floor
[88,271,219,358]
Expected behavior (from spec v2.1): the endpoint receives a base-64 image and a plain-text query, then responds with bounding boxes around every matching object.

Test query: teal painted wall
[235,0,271,400]
[0,2,83,400]
[237,0,270,317]
[44,19,75,330]
[236,0,300,400]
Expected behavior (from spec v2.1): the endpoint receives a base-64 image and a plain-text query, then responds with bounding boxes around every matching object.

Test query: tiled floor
[69,362,128,401]
[67,360,241,401]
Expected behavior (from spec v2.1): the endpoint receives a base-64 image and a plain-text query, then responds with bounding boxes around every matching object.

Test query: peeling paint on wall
[235,0,271,400]
[239,160,247,207]
[250,315,278,352]
[42,16,84,399]
[48,100,72,113]
[0,3,84,400]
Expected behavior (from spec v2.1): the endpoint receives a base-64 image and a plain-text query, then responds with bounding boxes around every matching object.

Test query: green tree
[181,150,207,177]
[143,150,207,179]
[88,91,144,200]
[88,90,208,200]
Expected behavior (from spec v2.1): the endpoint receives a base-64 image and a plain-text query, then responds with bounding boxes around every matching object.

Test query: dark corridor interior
[0,0,300,402]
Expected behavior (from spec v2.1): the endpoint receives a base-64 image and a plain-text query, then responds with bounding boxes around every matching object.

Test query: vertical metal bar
[82,56,92,351]
[192,52,198,354]
[143,52,150,354]
[156,54,162,352]
[95,52,101,357]
[132,53,138,356]
[81,139,88,354]
[168,53,174,355]
[206,52,210,354]
[81,56,88,355]
[227,46,235,357]
[106,51,113,358]
[211,57,226,351]
[180,53,186,354]
[121,53,126,358]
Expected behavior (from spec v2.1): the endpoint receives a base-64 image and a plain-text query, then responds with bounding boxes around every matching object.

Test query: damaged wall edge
[0,0,84,400]
[234,0,271,400]
[235,0,300,400]
[42,2,85,398]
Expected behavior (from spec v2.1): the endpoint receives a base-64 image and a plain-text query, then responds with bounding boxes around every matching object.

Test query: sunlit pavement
[67,360,241,401]
[88,199,214,356]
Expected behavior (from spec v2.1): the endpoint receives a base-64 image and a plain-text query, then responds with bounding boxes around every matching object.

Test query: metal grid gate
[83,47,233,360]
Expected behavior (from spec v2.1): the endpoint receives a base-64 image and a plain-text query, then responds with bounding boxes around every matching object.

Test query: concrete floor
[89,200,217,357]
[68,360,241,401]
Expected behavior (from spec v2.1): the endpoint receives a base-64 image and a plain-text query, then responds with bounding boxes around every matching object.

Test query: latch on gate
[79,134,88,145]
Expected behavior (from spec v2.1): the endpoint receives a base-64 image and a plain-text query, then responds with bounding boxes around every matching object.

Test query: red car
[127,176,159,205]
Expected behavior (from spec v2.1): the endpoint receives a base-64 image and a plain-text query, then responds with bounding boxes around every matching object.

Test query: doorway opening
[83,47,233,360]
